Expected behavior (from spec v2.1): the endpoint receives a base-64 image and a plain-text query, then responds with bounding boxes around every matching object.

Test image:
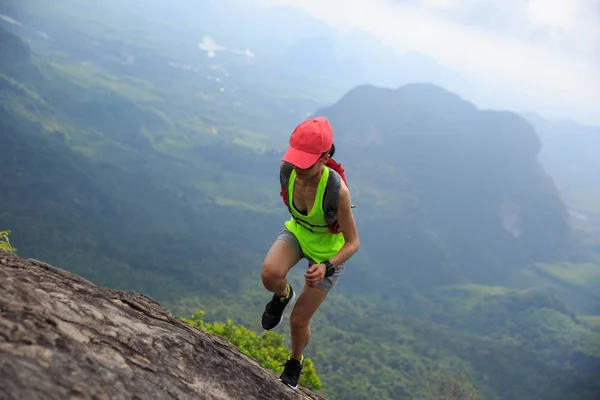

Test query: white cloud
[198,35,256,59]
[246,0,600,124]
[528,0,591,30]
[0,13,24,27]
[198,35,228,58]
[230,48,256,58]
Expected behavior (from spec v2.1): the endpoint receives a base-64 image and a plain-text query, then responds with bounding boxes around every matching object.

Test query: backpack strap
[280,162,294,212]
[323,167,342,234]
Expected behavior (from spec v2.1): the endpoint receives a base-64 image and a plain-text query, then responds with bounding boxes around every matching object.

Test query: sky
[244,0,600,125]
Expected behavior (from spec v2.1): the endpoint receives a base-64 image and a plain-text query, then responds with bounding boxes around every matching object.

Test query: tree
[0,230,17,253]
[425,370,481,400]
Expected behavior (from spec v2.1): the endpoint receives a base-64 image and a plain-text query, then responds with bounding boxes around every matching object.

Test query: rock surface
[0,252,325,400]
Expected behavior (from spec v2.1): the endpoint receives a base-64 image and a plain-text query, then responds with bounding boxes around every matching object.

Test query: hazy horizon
[2,0,599,127]
[234,0,600,126]
[241,0,600,127]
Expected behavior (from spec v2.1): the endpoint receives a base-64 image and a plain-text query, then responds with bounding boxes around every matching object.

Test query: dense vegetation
[1,2,599,399]
[0,230,16,252]
[182,310,323,391]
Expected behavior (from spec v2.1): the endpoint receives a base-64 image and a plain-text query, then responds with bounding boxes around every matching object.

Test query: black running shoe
[261,284,295,330]
[279,356,304,390]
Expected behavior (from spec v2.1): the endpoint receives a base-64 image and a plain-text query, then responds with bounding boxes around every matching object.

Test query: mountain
[2,7,600,400]
[312,84,571,288]
[521,112,600,262]
[0,251,324,400]
[523,113,600,218]
[0,25,284,308]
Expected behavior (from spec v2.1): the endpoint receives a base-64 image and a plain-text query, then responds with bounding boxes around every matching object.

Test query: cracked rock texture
[0,252,325,400]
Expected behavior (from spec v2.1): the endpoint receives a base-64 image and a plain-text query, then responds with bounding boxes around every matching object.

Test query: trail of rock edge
[0,251,325,400]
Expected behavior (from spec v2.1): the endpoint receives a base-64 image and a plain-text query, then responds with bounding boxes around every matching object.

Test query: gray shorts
[276,228,345,292]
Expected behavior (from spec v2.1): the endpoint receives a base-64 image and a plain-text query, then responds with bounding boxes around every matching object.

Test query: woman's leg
[261,229,302,331]
[289,284,329,360]
[261,239,298,297]
[279,282,331,390]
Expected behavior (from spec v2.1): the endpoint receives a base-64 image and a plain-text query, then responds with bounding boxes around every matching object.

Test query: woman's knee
[290,310,311,330]
[261,261,286,286]
[261,239,298,287]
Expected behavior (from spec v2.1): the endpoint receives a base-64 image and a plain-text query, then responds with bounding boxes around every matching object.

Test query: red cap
[282,117,333,169]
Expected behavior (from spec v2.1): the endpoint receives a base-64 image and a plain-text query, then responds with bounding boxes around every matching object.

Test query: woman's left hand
[305,263,325,287]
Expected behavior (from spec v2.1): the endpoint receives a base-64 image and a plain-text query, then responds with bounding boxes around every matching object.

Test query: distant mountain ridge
[522,112,600,215]
[314,83,571,282]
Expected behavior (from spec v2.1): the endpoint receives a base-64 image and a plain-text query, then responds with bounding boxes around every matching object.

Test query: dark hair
[319,143,335,159]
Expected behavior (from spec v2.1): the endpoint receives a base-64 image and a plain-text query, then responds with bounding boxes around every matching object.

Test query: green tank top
[284,167,345,263]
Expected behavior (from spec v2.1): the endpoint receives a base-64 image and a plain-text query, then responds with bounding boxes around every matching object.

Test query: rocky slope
[0,251,324,400]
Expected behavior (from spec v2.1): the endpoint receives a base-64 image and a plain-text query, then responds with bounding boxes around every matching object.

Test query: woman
[260,116,360,390]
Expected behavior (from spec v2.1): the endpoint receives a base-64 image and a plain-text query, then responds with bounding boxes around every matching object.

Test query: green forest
[1,1,599,399]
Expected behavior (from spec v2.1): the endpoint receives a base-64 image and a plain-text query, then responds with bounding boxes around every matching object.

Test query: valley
[1,1,599,399]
